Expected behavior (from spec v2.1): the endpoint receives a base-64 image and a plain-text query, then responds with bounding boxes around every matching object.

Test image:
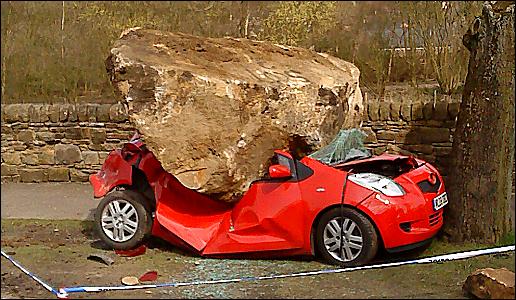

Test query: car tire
[315,207,378,266]
[94,190,153,250]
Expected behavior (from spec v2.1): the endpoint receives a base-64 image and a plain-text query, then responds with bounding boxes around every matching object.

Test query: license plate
[433,192,448,211]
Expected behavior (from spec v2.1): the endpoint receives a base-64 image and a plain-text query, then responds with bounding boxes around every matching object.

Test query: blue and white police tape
[58,245,515,297]
[2,245,515,298]
[1,250,64,298]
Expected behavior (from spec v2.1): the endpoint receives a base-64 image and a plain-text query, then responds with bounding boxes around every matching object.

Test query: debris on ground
[87,253,115,266]
[139,271,158,282]
[106,28,364,202]
[115,245,147,257]
[462,267,515,299]
[121,276,140,286]
[3,219,514,298]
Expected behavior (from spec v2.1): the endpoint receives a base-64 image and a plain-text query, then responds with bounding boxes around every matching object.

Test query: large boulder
[106,28,364,202]
[463,268,515,299]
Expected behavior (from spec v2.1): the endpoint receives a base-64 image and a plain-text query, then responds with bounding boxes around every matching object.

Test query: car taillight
[121,149,135,161]
[121,143,141,162]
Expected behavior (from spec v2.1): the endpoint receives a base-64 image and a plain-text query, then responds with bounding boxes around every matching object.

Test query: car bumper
[89,172,108,198]
[357,195,445,250]
[89,150,133,198]
[384,236,434,253]
[356,164,446,250]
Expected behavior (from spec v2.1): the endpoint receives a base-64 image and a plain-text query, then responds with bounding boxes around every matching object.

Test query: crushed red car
[89,129,448,266]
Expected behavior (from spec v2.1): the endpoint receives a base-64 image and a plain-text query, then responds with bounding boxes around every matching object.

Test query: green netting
[308,128,371,165]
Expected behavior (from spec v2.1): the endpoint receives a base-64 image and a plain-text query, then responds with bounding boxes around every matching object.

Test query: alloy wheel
[101,199,139,242]
[323,217,364,262]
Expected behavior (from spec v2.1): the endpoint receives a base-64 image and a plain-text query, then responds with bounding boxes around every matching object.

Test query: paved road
[1,183,97,220]
[1,182,515,230]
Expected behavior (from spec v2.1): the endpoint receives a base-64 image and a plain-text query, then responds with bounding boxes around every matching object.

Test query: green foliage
[261,1,336,46]
[498,231,515,246]
[0,1,235,103]
[0,1,483,103]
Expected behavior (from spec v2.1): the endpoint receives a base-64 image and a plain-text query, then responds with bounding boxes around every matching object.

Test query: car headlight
[348,173,405,197]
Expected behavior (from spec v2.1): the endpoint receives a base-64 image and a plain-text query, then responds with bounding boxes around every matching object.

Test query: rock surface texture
[463,267,515,299]
[106,29,363,202]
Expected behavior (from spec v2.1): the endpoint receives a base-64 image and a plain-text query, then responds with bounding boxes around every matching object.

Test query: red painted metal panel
[89,150,132,198]
[91,142,447,260]
[356,163,446,249]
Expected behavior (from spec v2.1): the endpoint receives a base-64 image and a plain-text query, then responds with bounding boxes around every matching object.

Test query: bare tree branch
[187,1,215,13]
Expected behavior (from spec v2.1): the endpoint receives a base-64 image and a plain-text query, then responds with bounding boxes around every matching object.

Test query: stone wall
[1,103,134,183]
[1,97,460,183]
[361,97,461,179]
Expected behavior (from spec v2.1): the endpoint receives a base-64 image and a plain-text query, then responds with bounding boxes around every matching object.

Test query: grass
[424,239,491,255]
[1,218,514,299]
[1,218,94,233]
[499,231,516,245]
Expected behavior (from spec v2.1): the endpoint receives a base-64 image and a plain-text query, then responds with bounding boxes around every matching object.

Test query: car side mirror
[269,164,291,179]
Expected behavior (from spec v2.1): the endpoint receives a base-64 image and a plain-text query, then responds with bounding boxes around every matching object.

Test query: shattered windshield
[308,128,372,165]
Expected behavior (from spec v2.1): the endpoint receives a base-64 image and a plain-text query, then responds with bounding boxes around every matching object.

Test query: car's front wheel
[94,190,153,250]
[315,207,378,266]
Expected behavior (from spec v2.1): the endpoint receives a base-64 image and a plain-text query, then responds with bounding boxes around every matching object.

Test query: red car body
[90,139,446,259]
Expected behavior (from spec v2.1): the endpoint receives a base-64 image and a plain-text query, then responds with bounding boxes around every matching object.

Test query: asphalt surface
[0,182,514,229]
[1,183,97,220]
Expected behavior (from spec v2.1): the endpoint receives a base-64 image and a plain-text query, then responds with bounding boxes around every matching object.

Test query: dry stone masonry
[1,103,134,183]
[1,96,460,184]
[361,94,462,179]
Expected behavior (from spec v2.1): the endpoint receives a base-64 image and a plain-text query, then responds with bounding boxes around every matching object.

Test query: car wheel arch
[129,167,156,211]
[109,167,156,214]
[310,204,385,256]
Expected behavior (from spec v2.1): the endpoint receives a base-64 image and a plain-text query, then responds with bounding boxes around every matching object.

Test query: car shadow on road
[373,243,431,264]
[84,228,200,258]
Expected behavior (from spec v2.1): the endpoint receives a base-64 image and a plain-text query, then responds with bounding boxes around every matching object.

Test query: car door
[202,151,310,254]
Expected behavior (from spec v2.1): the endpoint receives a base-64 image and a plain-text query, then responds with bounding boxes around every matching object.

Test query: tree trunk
[444,2,515,243]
